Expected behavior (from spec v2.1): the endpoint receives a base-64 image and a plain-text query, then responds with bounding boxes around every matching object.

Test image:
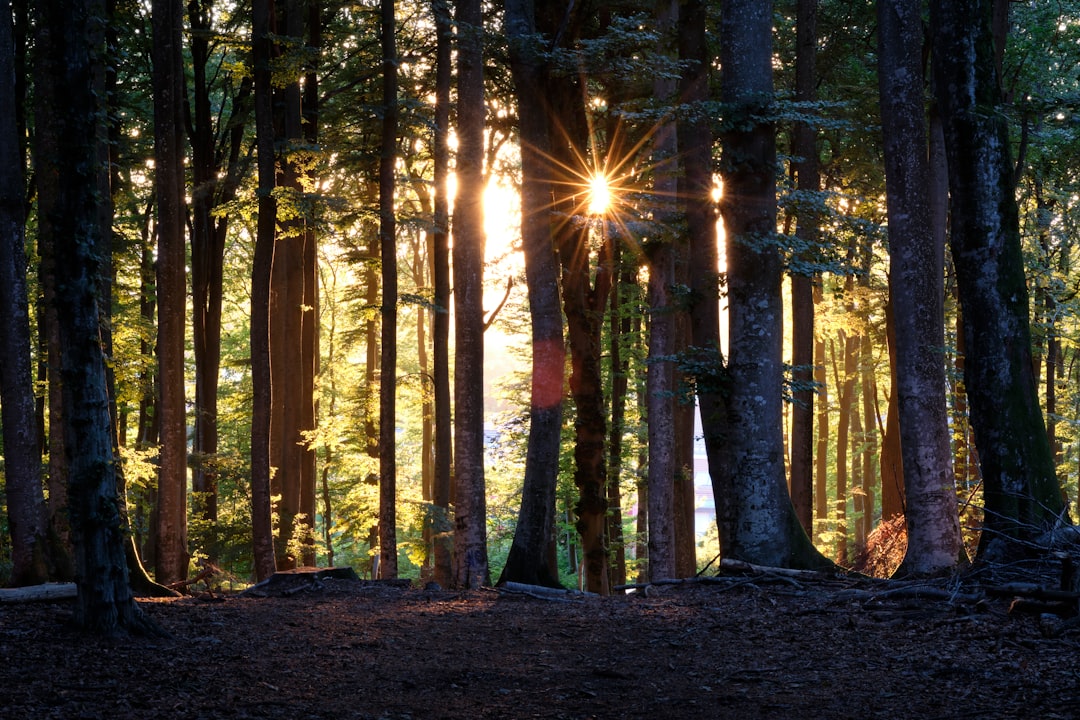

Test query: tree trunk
[452,0,488,588]
[0,0,50,586]
[788,0,820,537]
[250,0,279,581]
[606,243,632,588]
[377,0,399,579]
[679,0,728,567]
[931,0,1065,557]
[878,0,964,575]
[299,0,320,568]
[832,333,853,563]
[152,0,190,587]
[429,0,453,588]
[498,0,565,589]
[36,0,158,634]
[718,0,828,569]
[645,0,680,582]
[813,283,829,543]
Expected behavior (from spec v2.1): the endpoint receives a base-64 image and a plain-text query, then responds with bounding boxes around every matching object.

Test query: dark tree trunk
[931,0,1065,557]
[498,0,565,589]
[187,0,253,552]
[250,0,278,581]
[430,0,454,588]
[35,0,159,634]
[377,0,399,578]
[788,0,820,536]
[645,0,680,582]
[452,0,489,588]
[0,0,49,586]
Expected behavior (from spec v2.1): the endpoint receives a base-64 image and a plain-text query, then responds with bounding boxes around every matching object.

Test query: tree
[35,0,159,634]
[452,0,489,588]
[931,0,1066,558]
[497,0,565,589]
[788,0,819,535]
[0,0,50,586]
[429,0,454,588]
[187,0,253,552]
[250,0,278,581]
[717,0,828,569]
[152,0,190,586]
[377,0,399,579]
[644,0,680,583]
[877,0,963,575]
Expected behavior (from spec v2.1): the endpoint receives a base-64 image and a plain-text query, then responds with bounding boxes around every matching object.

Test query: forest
[2,0,1080,638]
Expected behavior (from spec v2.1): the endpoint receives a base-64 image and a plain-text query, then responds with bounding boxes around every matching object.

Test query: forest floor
[2,563,1080,720]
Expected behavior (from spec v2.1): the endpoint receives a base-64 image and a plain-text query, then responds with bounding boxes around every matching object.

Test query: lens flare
[587,173,611,215]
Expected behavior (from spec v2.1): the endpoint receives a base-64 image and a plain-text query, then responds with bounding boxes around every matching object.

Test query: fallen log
[0,583,77,603]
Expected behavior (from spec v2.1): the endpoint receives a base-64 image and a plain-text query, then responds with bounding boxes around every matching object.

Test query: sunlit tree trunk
[452,0,488,588]
[931,0,1064,557]
[813,283,829,542]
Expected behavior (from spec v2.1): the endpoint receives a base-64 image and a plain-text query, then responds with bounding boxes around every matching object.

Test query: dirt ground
[2,567,1079,720]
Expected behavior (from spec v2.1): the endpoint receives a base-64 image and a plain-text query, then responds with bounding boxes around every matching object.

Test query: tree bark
[452,0,489,588]
[645,0,680,582]
[152,0,190,586]
[878,0,963,575]
[931,0,1065,557]
[250,0,278,581]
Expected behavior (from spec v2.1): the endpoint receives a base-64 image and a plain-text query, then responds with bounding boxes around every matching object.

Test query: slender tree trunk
[832,333,853,563]
[377,0,399,578]
[299,0,320,567]
[931,0,1064,557]
[879,299,904,521]
[789,0,820,536]
[0,0,50,586]
[430,0,453,588]
[250,0,278,581]
[813,283,829,542]
[606,242,632,588]
[679,0,728,567]
[152,0,189,586]
[452,0,488,588]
